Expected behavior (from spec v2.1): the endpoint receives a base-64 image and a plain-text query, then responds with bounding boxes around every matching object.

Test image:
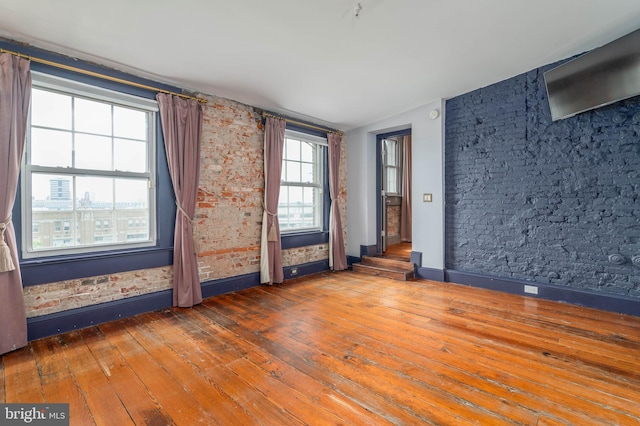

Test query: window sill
[20,246,173,286]
[281,230,328,250]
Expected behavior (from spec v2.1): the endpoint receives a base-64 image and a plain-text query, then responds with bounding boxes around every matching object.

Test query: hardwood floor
[384,242,412,261]
[2,271,640,425]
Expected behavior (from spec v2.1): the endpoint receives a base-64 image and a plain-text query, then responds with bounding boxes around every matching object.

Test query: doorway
[376,129,412,260]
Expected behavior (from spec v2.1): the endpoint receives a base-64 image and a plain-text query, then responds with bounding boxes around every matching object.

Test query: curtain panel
[0,53,31,355]
[157,94,203,308]
[328,133,347,271]
[400,135,412,242]
[260,117,286,284]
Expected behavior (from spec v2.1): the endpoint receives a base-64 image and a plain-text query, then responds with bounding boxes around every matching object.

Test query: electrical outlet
[290,267,298,276]
[524,285,538,295]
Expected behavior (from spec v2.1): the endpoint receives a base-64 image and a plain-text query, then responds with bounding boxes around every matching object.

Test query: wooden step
[361,256,414,270]
[352,256,415,281]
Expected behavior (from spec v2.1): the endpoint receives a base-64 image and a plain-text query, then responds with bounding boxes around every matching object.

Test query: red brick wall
[23,95,347,318]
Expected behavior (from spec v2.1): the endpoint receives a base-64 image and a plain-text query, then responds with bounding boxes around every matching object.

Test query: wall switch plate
[423,193,433,202]
[524,285,539,295]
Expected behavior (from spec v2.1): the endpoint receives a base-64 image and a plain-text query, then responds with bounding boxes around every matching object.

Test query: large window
[22,72,158,258]
[278,129,327,233]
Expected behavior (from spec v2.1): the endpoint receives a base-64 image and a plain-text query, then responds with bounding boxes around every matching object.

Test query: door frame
[376,128,411,255]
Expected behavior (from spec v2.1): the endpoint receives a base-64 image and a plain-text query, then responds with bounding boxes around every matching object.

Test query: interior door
[379,140,388,253]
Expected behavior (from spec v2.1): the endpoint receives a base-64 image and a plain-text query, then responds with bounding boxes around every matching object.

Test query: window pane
[288,186,303,205]
[286,139,300,161]
[115,139,147,172]
[31,174,73,210]
[115,179,150,242]
[278,187,289,205]
[301,162,314,183]
[77,177,114,210]
[300,142,313,162]
[387,168,397,193]
[114,106,146,140]
[115,179,148,207]
[302,186,313,205]
[75,134,113,170]
[31,89,72,130]
[75,98,112,135]
[31,174,73,250]
[385,139,397,166]
[30,128,72,167]
[286,160,301,182]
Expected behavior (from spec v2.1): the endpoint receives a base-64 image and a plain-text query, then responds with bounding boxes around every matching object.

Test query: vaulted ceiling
[1,0,639,130]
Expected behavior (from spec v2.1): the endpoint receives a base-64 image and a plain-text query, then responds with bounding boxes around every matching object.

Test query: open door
[377,130,412,257]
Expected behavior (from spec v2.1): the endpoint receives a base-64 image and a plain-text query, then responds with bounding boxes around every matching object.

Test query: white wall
[345,100,444,270]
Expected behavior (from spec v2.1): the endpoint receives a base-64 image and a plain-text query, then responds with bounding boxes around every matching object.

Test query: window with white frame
[383,138,401,195]
[278,129,326,232]
[22,72,157,258]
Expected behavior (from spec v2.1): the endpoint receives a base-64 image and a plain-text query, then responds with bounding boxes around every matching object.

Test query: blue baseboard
[284,259,329,279]
[445,269,640,317]
[27,260,329,341]
[360,244,378,258]
[417,267,446,281]
[347,255,361,266]
[26,289,173,341]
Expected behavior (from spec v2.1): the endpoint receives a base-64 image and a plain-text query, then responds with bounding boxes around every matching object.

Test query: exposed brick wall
[24,95,348,318]
[386,205,401,244]
[445,64,640,298]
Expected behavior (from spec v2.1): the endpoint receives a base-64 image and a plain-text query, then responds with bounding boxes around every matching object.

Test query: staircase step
[352,256,415,281]
[352,263,415,281]
[361,256,414,270]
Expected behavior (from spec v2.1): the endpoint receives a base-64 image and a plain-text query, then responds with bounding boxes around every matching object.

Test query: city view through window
[24,80,156,256]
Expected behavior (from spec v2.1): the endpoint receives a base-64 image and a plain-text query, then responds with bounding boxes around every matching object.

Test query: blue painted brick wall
[445,62,640,299]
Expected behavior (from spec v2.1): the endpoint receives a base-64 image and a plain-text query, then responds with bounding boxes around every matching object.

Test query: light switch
[423,193,433,202]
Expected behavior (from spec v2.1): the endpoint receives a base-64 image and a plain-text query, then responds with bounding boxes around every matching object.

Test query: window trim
[6,43,179,287]
[383,137,402,196]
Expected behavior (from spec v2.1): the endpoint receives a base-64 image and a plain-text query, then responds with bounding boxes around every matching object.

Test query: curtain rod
[262,112,343,136]
[0,48,207,104]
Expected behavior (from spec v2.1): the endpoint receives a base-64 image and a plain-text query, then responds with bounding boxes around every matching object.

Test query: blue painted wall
[445,62,640,299]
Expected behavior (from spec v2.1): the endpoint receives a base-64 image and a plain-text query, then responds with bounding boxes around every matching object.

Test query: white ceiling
[1,0,640,131]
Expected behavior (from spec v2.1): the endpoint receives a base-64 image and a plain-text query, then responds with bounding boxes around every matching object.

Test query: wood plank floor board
[255,274,640,421]
[2,271,640,425]
[30,338,95,425]
[141,310,340,424]
[97,321,217,425]
[56,331,135,426]
[209,290,536,425]
[3,345,45,403]
[233,289,542,423]
[252,287,610,425]
[169,308,390,426]
[292,274,640,391]
[196,302,428,425]
[78,326,178,426]
[121,313,269,426]
[246,294,568,425]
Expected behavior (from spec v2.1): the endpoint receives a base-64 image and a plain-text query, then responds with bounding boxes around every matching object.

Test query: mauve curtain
[0,53,30,355]
[328,133,347,271]
[157,94,203,307]
[260,117,286,284]
[400,135,412,242]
